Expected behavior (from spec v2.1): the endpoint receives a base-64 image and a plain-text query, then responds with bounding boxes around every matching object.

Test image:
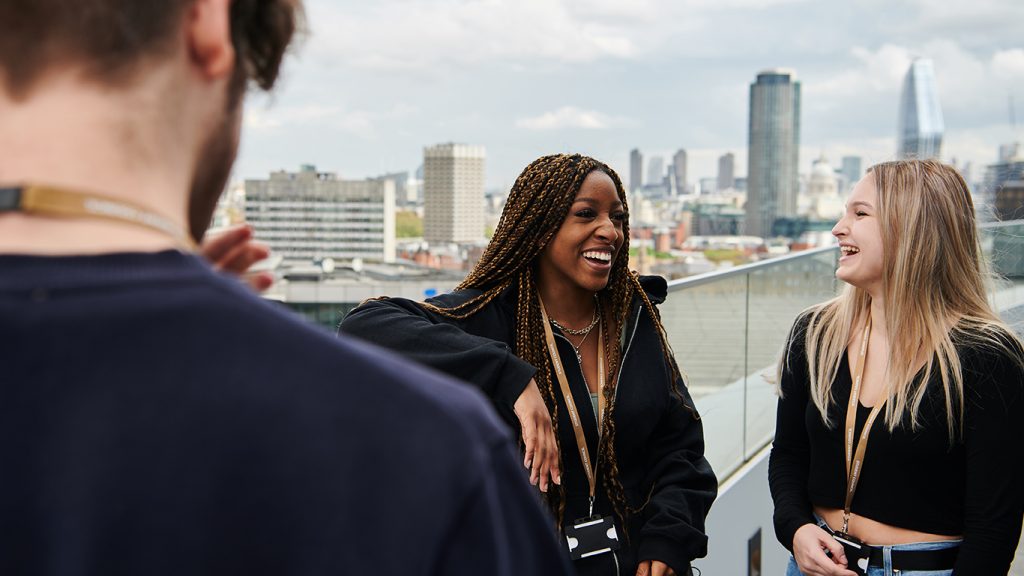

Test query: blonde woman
[769,159,1024,575]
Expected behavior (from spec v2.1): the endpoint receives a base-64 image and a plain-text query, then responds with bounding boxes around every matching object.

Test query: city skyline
[236,0,1024,191]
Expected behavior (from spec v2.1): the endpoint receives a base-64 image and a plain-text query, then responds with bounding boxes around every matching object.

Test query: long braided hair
[421,153,690,532]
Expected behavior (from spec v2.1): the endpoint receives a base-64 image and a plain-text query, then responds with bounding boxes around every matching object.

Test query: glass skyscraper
[898,59,944,160]
[746,69,801,238]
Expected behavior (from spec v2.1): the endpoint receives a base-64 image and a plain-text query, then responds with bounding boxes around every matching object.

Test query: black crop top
[768,313,1024,574]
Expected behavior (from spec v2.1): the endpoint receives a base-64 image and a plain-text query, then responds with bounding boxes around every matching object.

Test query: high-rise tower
[423,143,486,244]
[629,148,643,192]
[898,59,944,160]
[746,69,801,238]
[647,156,665,187]
[717,152,735,191]
[841,156,863,187]
[673,149,688,194]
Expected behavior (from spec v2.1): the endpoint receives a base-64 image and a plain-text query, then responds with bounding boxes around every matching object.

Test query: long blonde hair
[798,159,1022,438]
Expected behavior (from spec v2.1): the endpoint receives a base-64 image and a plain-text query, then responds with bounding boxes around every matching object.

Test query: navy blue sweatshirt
[0,251,571,576]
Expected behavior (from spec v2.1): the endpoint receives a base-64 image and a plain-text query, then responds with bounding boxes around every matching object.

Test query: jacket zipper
[554,305,641,576]
[614,305,643,404]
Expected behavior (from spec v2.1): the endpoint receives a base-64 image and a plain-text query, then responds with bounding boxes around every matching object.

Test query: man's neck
[0,73,193,254]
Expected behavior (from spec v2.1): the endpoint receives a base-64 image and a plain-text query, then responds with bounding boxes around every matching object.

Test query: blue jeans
[785,518,959,576]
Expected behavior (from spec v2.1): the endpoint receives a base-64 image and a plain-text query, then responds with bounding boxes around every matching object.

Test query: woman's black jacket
[339,275,717,576]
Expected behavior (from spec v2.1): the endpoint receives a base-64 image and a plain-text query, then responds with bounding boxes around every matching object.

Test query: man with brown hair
[0,1,570,574]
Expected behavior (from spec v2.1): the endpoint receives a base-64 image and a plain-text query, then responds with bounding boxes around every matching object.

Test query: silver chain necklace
[550,296,601,364]
[548,295,600,336]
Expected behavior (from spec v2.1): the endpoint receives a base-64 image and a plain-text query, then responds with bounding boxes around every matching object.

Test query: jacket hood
[638,274,668,305]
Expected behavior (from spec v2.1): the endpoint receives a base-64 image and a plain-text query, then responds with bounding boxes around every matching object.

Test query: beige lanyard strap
[538,296,605,507]
[0,184,197,251]
[842,315,886,533]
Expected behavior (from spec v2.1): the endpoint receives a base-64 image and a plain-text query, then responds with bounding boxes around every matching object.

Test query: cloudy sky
[235,0,1024,190]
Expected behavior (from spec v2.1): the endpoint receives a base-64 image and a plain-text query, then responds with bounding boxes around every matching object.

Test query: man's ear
[186,0,235,80]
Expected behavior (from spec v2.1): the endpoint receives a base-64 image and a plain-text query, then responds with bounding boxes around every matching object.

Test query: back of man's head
[0,0,305,247]
[0,0,302,100]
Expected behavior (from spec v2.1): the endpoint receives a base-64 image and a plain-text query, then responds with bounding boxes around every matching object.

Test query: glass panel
[982,221,1024,328]
[661,274,748,478]
[745,251,838,460]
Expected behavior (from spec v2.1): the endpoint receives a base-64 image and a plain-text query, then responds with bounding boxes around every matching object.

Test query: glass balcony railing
[664,219,1024,482]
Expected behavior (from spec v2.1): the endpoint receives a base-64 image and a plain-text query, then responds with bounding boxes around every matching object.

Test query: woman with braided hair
[340,153,717,576]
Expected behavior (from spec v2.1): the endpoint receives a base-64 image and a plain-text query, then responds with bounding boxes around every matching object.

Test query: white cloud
[805,44,912,100]
[243,102,418,140]
[992,49,1024,80]
[516,107,623,130]
[303,0,638,71]
[244,104,342,131]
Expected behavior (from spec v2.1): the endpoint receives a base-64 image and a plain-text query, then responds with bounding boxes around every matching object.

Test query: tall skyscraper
[746,69,801,238]
[841,156,863,187]
[647,156,665,187]
[423,143,486,244]
[630,148,643,192]
[673,149,688,194]
[244,165,396,263]
[717,152,735,191]
[898,59,944,160]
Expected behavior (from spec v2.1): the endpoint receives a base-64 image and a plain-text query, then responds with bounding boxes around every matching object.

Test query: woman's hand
[200,225,274,292]
[513,379,561,492]
[636,560,675,576]
[792,524,859,576]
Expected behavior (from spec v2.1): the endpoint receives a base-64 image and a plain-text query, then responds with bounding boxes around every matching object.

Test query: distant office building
[630,148,644,192]
[999,143,1021,162]
[374,171,415,205]
[841,156,862,187]
[244,165,396,263]
[898,59,944,160]
[673,149,688,194]
[994,181,1024,221]
[983,146,1024,221]
[717,153,735,191]
[691,203,745,236]
[698,177,718,196]
[734,177,748,192]
[647,156,665,187]
[423,143,486,244]
[746,68,801,237]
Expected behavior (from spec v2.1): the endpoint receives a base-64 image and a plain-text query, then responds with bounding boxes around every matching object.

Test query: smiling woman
[340,153,717,576]
[770,159,1024,576]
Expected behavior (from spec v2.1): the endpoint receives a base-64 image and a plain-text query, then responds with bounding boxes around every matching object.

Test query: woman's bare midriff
[813,506,962,545]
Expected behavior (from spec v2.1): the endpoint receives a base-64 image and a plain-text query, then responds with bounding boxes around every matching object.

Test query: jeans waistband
[814,516,961,571]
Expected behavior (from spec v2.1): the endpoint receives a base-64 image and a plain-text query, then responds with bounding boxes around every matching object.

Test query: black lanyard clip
[0,187,23,211]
